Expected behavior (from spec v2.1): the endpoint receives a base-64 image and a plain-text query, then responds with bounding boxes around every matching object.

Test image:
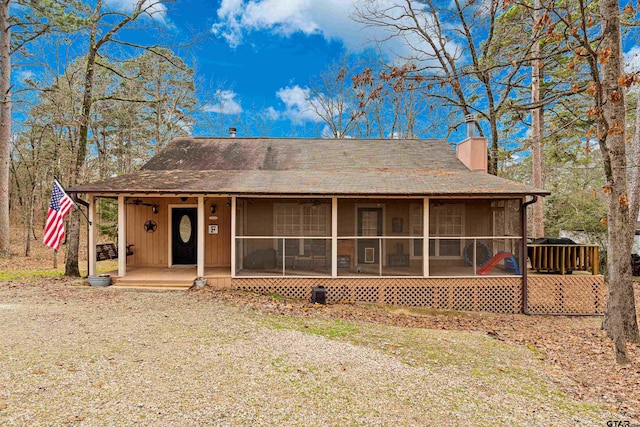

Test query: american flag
[43,180,75,250]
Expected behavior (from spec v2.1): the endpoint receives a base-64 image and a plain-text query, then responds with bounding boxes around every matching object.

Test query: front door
[172,208,197,265]
[357,207,383,264]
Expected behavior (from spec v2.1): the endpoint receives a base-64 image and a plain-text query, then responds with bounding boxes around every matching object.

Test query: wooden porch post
[332,197,338,277]
[423,197,429,277]
[118,195,126,277]
[231,196,236,278]
[88,195,96,277]
[197,196,205,278]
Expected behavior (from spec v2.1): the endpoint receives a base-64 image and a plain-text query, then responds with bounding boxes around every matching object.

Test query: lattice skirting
[526,275,606,315]
[232,277,523,314]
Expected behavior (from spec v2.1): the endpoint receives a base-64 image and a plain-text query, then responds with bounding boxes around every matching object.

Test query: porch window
[410,203,423,258]
[429,204,464,258]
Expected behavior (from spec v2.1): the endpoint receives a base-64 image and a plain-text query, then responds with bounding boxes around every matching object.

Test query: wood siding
[125,197,231,267]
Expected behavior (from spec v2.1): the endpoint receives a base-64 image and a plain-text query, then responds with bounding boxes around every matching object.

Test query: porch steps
[112,277,194,290]
[111,285,190,291]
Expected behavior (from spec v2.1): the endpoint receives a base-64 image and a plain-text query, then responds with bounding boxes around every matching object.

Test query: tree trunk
[531,0,545,238]
[65,18,98,277]
[24,187,35,257]
[488,109,499,175]
[600,0,640,364]
[0,0,11,256]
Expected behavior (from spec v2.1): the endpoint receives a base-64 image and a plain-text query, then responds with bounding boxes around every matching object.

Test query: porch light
[152,205,158,214]
[210,204,217,214]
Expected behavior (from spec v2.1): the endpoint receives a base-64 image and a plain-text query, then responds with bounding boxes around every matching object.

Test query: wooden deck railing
[528,244,599,275]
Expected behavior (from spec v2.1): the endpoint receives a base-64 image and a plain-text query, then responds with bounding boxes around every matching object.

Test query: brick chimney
[456,114,488,172]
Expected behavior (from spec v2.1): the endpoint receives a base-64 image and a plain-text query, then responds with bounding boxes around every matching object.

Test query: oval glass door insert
[179,214,192,243]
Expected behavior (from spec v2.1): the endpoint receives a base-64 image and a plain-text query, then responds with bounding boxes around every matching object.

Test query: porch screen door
[357,207,382,264]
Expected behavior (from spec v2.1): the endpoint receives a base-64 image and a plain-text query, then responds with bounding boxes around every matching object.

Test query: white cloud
[275,85,323,124]
[210,0,460,65]
[624,46,640,73]
[105,0,168,24]
[264,106,280,120]
[16,70,34,82]
[203,90,243,115]
[211,0,382,51]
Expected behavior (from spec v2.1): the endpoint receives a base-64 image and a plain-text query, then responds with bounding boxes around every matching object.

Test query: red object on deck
[476,251,513,275]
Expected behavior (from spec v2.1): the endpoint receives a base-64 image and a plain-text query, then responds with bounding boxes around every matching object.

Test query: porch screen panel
[338,198,423,277]
[235,198,331,276]
[428,199,523,277]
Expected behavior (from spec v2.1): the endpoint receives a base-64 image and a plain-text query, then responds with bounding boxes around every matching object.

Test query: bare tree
[354,0,537,174]
[0,0,80,256]
[0,0,10,255]
[542,0,640,363]
[531,0,545,238]
[64,0,173,276]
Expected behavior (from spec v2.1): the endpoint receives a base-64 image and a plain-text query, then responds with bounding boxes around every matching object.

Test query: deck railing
[528,244,599,275]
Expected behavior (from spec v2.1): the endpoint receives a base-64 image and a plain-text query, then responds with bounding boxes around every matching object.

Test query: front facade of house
[70,135,604,313]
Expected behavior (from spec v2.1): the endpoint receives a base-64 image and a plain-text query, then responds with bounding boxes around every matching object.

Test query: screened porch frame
[232,195,526,279]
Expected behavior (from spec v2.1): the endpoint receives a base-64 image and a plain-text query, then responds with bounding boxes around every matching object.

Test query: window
[275,204,302,236]
[410,203,423,257]
[274,203,330,255]
[429,204,464,257]
[275,203,329,237]
[302,205,329,236]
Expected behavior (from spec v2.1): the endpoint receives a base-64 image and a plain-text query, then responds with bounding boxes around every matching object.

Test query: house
[68,126,605,314]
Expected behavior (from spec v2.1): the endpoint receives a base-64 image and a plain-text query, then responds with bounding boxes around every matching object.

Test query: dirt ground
[196,285,640,419]
[1,277,636,426]
[2,228,640,422]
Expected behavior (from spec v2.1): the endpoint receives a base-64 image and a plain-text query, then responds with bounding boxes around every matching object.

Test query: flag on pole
[43,180,75,250]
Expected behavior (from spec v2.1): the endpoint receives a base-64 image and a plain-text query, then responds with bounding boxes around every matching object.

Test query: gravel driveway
[0,282,618,426]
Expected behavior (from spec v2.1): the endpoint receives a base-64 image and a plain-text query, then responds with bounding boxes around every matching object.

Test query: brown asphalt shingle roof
[68,137,548,196]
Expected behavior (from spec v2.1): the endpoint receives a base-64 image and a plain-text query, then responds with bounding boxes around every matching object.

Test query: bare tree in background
[354,0,536,174]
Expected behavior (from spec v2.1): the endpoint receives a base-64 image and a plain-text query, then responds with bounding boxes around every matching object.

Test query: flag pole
[54,177,91,225]
[53,177,92,277]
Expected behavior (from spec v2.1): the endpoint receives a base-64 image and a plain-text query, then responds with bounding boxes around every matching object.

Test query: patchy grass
[0,279,626,426]
[257,310,614,424]
[0,269,63,280]
[265,316,360,339]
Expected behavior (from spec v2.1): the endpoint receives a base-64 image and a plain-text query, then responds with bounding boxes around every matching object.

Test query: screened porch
[233,197,523,278]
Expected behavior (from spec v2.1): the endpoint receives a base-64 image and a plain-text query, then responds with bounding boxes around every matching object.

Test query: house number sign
[208,225,218,234]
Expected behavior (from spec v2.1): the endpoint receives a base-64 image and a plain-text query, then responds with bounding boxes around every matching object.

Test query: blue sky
[155,0,384,137]
[14,0,640,140]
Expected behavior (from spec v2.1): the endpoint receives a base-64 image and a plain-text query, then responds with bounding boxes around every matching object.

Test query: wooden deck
[108,266,231,290]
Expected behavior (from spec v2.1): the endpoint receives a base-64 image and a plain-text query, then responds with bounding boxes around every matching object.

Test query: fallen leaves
[191,283,640,420]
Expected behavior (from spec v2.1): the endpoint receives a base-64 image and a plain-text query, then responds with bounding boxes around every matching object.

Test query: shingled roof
[68,137,547,196]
